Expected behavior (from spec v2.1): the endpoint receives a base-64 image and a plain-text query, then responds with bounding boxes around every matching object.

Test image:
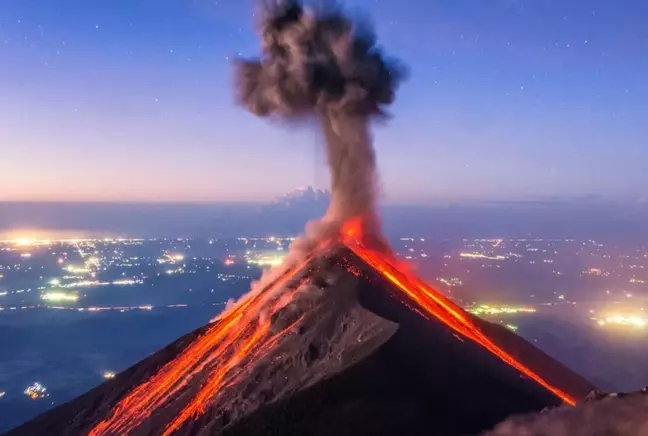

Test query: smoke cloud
[234,0,406,265]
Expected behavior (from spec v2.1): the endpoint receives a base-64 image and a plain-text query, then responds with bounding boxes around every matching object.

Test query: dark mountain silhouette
[6,244,595,436]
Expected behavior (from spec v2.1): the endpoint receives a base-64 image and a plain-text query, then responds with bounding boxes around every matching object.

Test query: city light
[13,238,37,247]
[438,277,463,287]
[86,257,101,267]
[468,304,536,316]
[460,252,506,260]
[65,265,91,274]
[24,382,48,400]
[0,236,54,247]
[245,252,285,267]
[61,280,107,288]
[41,291,79,302]
[112,279,143,286]
[596,315,646,329]
[157,253,185,264]
[103,371,116,379]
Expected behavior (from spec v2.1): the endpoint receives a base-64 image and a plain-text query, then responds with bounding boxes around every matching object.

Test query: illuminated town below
[1,234,645,319]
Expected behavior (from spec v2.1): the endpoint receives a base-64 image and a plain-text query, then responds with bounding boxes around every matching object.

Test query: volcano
[7,237,595,436]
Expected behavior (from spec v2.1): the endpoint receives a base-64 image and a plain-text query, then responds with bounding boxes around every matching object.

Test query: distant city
[2,234,646,317]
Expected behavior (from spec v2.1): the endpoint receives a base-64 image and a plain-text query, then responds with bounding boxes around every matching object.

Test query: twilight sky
[0,0,646,203]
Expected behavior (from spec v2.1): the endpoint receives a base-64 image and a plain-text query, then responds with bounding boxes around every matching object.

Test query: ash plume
[234,0,406,269]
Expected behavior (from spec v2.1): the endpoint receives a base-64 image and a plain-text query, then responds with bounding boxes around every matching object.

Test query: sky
[0,0,646,204]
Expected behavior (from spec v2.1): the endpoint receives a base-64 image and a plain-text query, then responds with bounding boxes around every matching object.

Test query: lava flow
[342,219,577,406]
[90,227,578,436]
[161,285,308,436]
[345,240,577,406]
[90,259,312,436]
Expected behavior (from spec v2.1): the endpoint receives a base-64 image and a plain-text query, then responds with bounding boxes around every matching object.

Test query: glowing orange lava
[92,223,576,435]
[344,238,576,406]
[161,285,308,435]
[90,261,310,436]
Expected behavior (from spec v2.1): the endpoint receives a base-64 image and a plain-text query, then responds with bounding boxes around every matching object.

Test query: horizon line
[0,197,646,207]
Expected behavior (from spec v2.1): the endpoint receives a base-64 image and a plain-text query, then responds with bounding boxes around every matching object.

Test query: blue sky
[0,0,646,203]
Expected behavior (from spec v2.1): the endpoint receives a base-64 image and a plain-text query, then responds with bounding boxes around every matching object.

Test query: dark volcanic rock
[6,246,595,436]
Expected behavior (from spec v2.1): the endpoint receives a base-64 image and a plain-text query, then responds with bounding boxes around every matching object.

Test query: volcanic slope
[7,245,594,436]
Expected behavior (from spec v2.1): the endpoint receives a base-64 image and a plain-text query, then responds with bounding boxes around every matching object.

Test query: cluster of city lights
[11,238,49,247]
[41,292,79,302]
[157,253,185,264]
[65,265,91,274]
[24,382,48,400]
[460,252,507,260]
[52,279,143,288]
[1,303,210,312]
[245,253,285,267]
[1,235,145,245]
[468,304,536,316]
[596,315,646,329]
[438,277,463,287]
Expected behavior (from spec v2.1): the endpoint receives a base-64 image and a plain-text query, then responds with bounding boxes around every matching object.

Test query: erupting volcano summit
[6,1,611,435]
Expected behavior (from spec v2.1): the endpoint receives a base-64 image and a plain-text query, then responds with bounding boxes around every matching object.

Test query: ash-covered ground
[7,246,594,436]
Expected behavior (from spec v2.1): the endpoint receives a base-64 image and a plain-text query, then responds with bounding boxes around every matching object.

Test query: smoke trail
[228,0,405,301]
